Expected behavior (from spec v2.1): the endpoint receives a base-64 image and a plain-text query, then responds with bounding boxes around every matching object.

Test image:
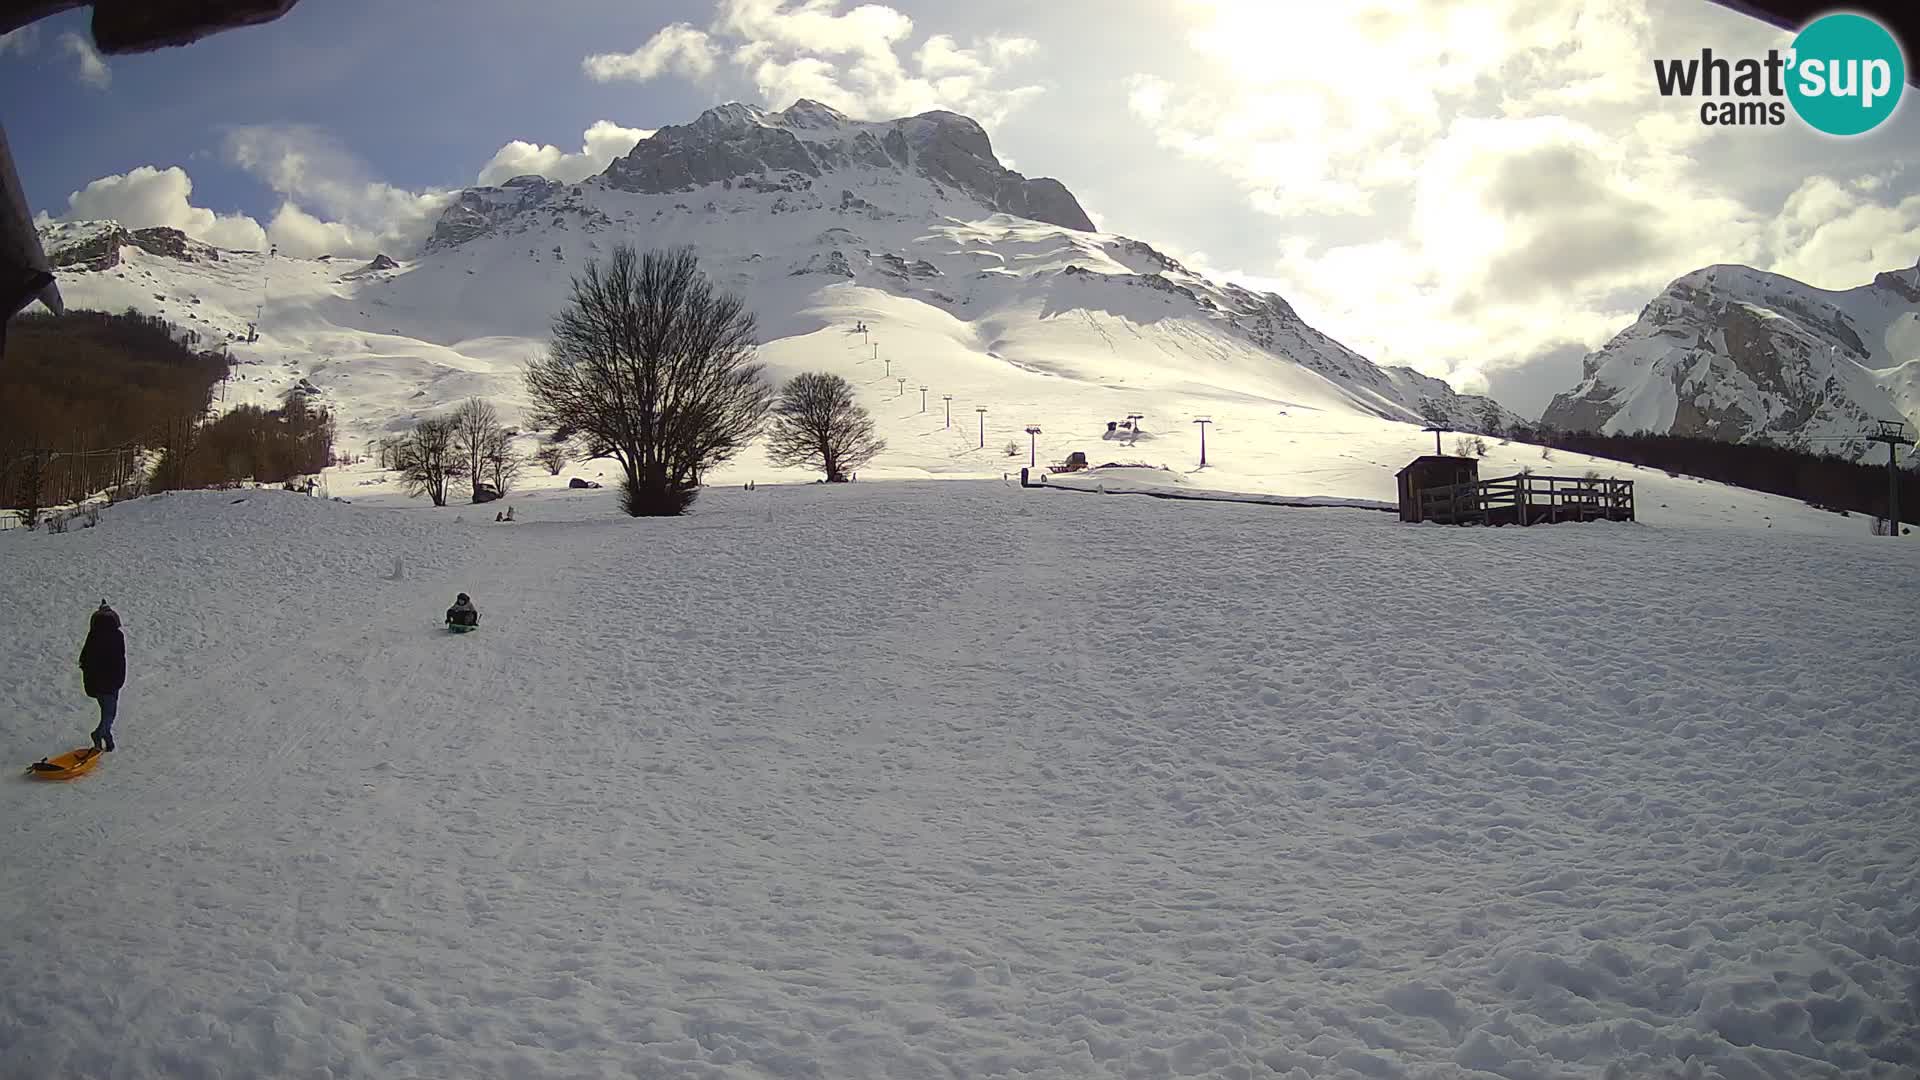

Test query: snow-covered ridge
[35,99,1516,494]
[594,99,1094,233]
[1544,260,1920,457]
[41,221,226,272]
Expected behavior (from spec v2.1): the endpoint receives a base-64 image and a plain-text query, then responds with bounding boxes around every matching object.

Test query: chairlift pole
[977,407,988,449]
[1193,417,1212,467]
[1868,420,1914,536]
[943,395,953,429]
[919,385,928,413]
[1025,425,1042,468]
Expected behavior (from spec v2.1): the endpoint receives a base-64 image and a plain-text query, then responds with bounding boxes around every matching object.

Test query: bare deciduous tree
[526,245,772,516]
[150,415,202,493]
[395,415,465,507]
[535,439,572,476]
[12,449,47,529]
[451,397,513,501]
[763,372,885,482]
[484,435,524,495]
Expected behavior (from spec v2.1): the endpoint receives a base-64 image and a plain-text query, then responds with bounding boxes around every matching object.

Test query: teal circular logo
[1787,13,1905,135]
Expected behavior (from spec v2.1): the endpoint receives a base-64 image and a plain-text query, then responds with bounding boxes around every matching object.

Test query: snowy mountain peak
[770,98,852,129]
[41,220,227,271]
[1543,261,1920,455]
[35,96,1519,476]
[688,101,773,132]
[424,175,600,252]
[594,100,1095,233]
[1872,259,1920,303]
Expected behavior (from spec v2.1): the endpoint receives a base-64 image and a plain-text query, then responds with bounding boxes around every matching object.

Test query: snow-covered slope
[3,484,1916,1077]
[1544,262,1920,458]
[36,100,1515,490]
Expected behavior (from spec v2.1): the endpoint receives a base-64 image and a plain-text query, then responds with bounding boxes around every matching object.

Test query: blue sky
[5,0,1919,414]
[2,0,723,220]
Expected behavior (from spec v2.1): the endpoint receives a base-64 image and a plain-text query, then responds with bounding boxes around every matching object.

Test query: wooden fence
[1419,473,1634,526]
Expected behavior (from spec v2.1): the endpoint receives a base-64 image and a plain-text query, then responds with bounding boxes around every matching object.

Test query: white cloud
[263,202,382,260]
[223,125,456,257]
[1767,179,1920,288]
[1118,0,1920,413]
[47,165,268,250]
[0,25,39,56]
[49,128,465,260]
[583,22,717,82]
[58,31,109,89]
[476,121,654,186]
[914,33,985,79]
[587,1,1046,126]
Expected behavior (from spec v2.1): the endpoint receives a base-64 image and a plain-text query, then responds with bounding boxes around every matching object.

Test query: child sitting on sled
[445,593,480,630]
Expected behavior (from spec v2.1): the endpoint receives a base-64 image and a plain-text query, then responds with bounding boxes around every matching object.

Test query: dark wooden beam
[0,0,301,54]
[1706,1,1917,86]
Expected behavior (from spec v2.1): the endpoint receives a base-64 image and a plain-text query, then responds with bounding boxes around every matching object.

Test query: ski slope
[40,216,1500,496]
[44,215,1907,533]
[38,100,1513,508]
[3,484,1917,1078]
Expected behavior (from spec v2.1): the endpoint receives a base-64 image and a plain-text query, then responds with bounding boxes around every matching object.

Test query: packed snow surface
[3,485,1917,1079]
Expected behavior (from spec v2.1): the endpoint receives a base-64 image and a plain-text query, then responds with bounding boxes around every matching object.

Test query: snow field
[2,485,1917,1078]
[64,238,1892,542]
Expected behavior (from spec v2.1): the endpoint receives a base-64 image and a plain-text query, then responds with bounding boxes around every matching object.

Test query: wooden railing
[1419,473,1633,526]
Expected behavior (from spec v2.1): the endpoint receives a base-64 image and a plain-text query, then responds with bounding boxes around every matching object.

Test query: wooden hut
[1396,455,1479,523]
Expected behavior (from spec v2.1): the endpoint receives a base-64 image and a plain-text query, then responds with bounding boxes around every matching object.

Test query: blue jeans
[95,692,118,738]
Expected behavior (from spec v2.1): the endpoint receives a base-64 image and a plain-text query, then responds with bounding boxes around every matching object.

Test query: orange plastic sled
[26,747,105,781]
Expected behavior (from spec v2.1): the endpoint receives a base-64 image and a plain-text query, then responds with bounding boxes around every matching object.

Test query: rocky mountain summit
[37,98,1516,444]
[41,222,221,272]
[600,100,1094,232]
[1543,261,1920,458]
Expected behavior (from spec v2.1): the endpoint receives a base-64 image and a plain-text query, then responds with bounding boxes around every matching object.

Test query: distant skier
[78,601,125,752]
[445,593,480,630]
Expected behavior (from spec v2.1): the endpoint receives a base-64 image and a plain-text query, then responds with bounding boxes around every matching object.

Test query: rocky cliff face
[1542,263,1920,458]
[424,175,614,252]
[42,223,221,271]
[596,100,1096,232]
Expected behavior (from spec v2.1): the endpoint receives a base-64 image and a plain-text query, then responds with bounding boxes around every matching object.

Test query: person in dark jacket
[445,593,479,629]
[78,601,126,752]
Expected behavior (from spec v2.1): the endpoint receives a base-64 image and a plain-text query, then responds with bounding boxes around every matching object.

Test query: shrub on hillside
[535,439,572,476]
